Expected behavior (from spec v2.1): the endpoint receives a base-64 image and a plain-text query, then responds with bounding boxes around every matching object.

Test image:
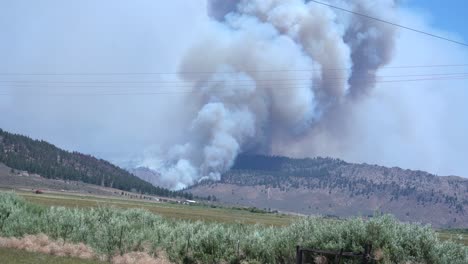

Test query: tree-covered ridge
[219,154,468,213]
[231,154,346,172]
[0,128,185,198]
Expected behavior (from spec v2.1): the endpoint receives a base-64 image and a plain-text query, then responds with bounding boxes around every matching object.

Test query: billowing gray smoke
[156,0,396,190]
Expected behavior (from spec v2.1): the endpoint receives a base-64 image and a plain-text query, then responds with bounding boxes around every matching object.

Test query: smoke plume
[2,0,468,189]
[154,0,397,189]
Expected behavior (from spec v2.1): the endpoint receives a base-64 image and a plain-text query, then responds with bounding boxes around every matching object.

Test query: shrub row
[0,193,466,263]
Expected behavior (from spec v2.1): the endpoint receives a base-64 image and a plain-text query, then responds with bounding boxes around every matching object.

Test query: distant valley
[2,127,467,228]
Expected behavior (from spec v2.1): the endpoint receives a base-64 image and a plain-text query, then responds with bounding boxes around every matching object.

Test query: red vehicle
[34,189,44,194]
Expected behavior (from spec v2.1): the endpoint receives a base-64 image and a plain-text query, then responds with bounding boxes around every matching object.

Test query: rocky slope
[187,155,468,227]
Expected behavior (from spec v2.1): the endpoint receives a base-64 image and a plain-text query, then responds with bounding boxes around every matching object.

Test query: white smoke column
[154,0,396,189]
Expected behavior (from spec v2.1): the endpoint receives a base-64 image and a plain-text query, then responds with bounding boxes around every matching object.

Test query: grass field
[438,229,468,246]
[15,190,294,226]
[0,248,103,264]
[0,190,467,263]
[11,190,467,246]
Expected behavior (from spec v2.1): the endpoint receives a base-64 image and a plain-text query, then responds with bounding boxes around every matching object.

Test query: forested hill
[231,154,346,173]
[0,128,181,198]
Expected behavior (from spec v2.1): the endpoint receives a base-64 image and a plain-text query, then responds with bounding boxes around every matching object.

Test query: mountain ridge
[0,128,185,198]
[187,154,468,227]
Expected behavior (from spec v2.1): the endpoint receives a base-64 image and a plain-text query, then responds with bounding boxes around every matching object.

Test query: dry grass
[373,248,384,261]
[112,251,172,264]
[314,255,328,264]
[0,234,95,259]
[0,247,103,264]
[0,234,172,264]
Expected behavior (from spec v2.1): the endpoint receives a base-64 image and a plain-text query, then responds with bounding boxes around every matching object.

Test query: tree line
[0,128,192,199]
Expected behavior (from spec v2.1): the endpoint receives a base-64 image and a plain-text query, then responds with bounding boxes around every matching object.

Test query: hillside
[129,167,171,189]
[187,154,468,227]
[0,128,183,198]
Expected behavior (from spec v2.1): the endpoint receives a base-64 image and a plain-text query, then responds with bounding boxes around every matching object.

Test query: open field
[4,190,466,245]
[1,192,467,263]
[0,163,122,197]
[0,248,103,264]
[438,229,468,246]
[12,190,294,226]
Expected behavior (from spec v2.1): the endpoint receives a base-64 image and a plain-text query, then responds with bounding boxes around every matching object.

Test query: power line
[309,0,468,47]
[0,73,466,91]
[0,76,466,96]
[1,72,467,86]
[0,64,467,76]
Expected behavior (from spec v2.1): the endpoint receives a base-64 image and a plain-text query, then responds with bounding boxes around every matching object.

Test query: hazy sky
[1,0,468,178]
[0,0,207,160]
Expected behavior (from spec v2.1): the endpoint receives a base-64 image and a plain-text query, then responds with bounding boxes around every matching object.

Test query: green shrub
[0,192,466,263]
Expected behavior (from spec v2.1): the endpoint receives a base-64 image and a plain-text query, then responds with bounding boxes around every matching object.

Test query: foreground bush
[0,192,466,263]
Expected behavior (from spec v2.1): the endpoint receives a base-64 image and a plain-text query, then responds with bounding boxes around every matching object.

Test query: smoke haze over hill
[1,1,468,189]
[157,0,398,189]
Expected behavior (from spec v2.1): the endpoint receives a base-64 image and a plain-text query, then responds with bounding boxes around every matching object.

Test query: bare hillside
[187,155,468,228]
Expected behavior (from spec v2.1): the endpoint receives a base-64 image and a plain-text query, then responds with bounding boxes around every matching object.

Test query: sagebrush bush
[0,192,466,263]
